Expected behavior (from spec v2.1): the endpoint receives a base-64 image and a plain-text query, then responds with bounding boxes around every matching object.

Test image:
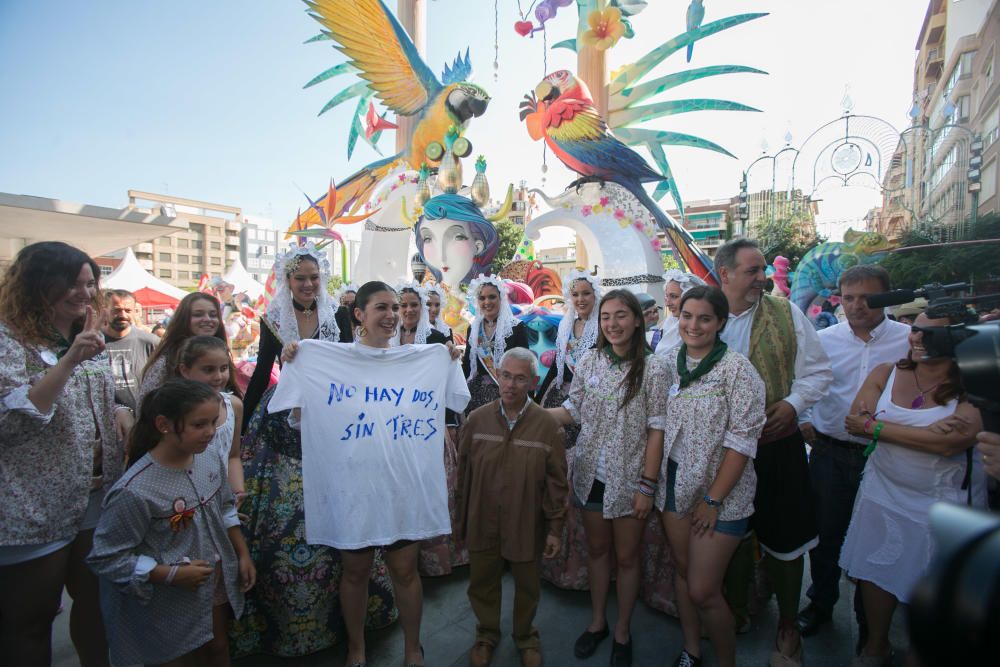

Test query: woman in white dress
[839,311,984,666]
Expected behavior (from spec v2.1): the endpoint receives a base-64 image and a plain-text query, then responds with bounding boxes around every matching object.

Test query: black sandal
[610,635,632,667]
[574,625,610,658]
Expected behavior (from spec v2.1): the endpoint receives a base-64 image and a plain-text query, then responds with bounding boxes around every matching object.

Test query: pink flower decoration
[581,205,593,216]
[651,238,662,250]
[613,208,625,219]
[599,196,610,206]
[633,221,644,231]
[398,174,406,182]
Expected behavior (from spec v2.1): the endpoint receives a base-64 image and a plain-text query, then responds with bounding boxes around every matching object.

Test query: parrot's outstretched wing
[305,0,442,116]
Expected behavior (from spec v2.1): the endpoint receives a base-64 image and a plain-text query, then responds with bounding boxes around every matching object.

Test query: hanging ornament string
[493,0,500,81]
[540,24,548,184]
[516,0,541,20]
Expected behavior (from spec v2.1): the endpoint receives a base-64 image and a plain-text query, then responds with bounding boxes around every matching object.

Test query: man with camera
[795,266,911,642]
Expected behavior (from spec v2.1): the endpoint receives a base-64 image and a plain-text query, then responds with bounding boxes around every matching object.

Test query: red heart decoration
[514,20,533,37]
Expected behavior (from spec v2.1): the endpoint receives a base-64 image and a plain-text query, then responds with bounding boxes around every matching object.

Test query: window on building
[158,252,171,262]
[983,103,999,148]
[175,254,187,264]
[192,240,203,249]
[156,236,171,246]
[210,226,221,236]
[177,238,190,248]
[985,52,994,90]
[210,241,222,250]
[960,50,975,78]
[957,95,970,122]
[177,271,189,280]
[159,269,172,279]
[99,265,112,276]
[982,160,997,202]
[210,257,222,266]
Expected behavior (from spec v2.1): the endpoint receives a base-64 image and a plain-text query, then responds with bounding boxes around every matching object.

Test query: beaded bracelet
[637,485,656,498]
[863,421,884,457]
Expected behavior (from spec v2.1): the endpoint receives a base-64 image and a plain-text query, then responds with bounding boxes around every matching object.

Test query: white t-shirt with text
[269,340,470,549]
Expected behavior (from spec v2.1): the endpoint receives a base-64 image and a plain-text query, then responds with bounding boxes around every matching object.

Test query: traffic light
[968,137,983,193]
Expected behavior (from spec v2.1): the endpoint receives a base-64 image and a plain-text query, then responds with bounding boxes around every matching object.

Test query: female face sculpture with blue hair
[415,193,500,291]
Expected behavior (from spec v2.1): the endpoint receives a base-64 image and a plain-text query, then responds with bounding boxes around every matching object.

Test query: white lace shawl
[466,274,517,382]
[555,271,602,386]
[390,282,433,346]
[266,242,339,345]
[423,283,452,337]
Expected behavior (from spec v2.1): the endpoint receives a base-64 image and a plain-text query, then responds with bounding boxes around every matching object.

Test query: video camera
[866,282,1000,414]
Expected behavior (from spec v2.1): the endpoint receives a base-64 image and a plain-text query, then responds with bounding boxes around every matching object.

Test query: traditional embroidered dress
[393,283,468,576]
[536,272,600,589]
[87,452,244,666]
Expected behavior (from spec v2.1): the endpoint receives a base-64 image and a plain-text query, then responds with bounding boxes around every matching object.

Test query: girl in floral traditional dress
[656,286,765,667]
[88,379,256,667]
[547,289,668,667]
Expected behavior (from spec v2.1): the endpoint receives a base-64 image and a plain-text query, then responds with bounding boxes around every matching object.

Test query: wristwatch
[703,494,723,510]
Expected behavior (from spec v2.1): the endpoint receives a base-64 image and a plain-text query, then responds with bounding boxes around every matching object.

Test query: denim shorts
[665,459,749,538]
[573,479,605,512]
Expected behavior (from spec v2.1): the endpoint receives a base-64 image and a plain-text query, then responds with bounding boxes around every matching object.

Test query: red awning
[132,286,181,309]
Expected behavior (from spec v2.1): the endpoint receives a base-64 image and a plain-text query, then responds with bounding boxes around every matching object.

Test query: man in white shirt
[795,266,910,642]
[715,239,832,667]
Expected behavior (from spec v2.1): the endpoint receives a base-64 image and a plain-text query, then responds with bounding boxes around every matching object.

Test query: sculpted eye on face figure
[477,285,501,320]
[289,259,321,306]
[52,264,97,325]
[664,281,684,317]
[188,298,221,336]
[418,218,484,290]
[400,291,422,329]
[571,279,596,319]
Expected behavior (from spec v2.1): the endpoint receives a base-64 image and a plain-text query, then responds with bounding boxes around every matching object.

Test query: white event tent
[103,248,188,309]
[222,259,266,301]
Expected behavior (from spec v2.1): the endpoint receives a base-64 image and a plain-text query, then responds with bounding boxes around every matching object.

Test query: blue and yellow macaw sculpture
[290,0,491,234]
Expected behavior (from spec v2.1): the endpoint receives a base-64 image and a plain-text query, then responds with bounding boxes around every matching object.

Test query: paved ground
[53,565,908,666]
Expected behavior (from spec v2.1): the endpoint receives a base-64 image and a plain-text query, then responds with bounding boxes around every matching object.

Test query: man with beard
[714,239,832,667]
[102,289,159,411]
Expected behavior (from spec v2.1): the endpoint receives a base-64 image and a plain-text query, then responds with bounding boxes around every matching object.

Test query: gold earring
[359,326,368,338]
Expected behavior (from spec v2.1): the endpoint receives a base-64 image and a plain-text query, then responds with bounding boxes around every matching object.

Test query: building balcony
[926,48,944,80]
[136,242,153,253]
[226,250,241,262]
[225,235,240,247]
[225,220,242,232]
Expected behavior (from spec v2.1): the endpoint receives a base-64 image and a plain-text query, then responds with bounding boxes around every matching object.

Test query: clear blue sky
[0,0,925,238]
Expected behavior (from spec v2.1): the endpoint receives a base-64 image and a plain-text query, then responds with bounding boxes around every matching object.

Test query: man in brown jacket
[457,347,569,667]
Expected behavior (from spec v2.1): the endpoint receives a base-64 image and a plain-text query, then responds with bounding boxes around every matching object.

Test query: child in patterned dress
[88,380,256,666]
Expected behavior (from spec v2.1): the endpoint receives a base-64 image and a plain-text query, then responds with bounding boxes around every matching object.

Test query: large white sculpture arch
[525,184,666,303]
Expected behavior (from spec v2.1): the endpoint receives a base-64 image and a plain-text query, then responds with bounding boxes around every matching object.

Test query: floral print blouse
[563,349,668,519]
[655,346,766,521]
[0,322,123,545]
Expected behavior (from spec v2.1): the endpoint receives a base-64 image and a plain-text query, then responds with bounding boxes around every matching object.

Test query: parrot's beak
[534,81,559,104]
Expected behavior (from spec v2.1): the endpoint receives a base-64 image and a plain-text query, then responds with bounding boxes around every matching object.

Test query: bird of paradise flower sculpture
[288,0,490,236]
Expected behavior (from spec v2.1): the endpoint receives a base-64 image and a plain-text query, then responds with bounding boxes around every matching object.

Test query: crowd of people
[0,238,996,667]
